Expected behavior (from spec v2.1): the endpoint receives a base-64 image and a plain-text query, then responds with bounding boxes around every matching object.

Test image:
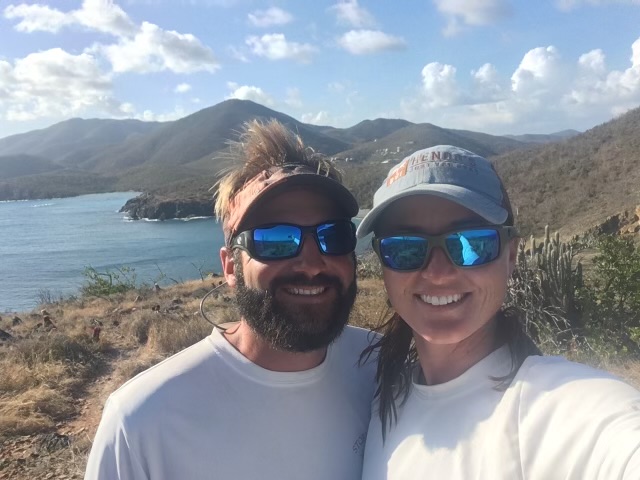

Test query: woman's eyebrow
[449,218,488,229]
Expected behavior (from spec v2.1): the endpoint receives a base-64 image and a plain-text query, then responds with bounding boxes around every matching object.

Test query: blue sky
[1,0,640,139]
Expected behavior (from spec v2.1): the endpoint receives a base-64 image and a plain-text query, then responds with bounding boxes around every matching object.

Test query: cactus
[508,226,584,351]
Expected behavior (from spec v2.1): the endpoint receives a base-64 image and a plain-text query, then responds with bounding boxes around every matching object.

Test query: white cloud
[301,111,330,125]
[337,30,406,55]
[401,38,640,134]
[246,34,317,63]
[329,0,376,27]
[137,106,187,123]
[433,0,511,36]
[5,1,218,75]
[225,82,275,106]
[4,0,136,37]
[0,48,128,122]
[285,87,303,108]
[4,3,73,33]
[472,63,505,102]
[248,7,293,27]
[72,0,136,37]
[578,49,606,74]
[511,46,566,98]
[99,21,220,74]
[421,62,460,107]
[556,0,640,11]
[175,83,192,94]
[565,38,640,108]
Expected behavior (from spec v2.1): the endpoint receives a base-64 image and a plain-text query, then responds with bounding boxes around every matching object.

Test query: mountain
[0,154,61,179]
[493,110,640,236]
[317,118,413,144]
[334,122,526,164]
[0,99,530,197]
[75,100,352,173]
[0,118,162,165]
[2,99,638,238]
[505,129,581,144]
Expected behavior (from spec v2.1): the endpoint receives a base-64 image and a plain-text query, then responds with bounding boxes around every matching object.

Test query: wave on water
[177,216,212,222]
[32,203,54,208]
[122,216,213,222]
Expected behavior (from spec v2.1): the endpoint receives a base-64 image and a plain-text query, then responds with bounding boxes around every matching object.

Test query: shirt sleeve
[84,396,149,480]
[518,358,640,480]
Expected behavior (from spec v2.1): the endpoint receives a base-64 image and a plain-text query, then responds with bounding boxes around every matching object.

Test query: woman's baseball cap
[356,145,509,239]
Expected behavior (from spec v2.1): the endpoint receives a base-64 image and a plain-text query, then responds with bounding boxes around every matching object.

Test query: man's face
[225,188,357,352]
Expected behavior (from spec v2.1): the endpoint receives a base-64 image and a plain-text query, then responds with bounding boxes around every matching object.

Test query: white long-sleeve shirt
[363,346,640,480]
[86,326,377,480]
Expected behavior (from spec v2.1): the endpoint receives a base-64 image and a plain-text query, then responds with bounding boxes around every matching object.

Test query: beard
[234,268,357,353]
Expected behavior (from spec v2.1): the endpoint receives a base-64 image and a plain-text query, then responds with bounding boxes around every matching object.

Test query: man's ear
[220,247,237,288]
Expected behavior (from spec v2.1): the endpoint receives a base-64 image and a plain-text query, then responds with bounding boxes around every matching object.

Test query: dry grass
[2,274,640,479]
[147,316,214,355]
[0,386,75,437]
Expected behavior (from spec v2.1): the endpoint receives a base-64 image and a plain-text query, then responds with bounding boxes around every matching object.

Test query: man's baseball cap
[225,163,359,242]
[356,145,509,239]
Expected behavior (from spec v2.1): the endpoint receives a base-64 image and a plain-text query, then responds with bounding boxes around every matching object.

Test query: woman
[358,145,640,479]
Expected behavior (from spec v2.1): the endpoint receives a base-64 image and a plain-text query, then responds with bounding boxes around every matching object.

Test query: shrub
[81,266,138,297]
[579,235,640,355]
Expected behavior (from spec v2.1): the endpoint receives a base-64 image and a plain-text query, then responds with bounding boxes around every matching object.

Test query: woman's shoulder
[510,356,640,478]
[514,354,640,407]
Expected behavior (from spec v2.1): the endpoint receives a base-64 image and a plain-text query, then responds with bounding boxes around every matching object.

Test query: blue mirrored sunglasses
[372,226,518,271]
[232,220,357,261]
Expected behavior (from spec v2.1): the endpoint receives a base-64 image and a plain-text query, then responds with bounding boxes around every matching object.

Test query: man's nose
[292,233,328,276]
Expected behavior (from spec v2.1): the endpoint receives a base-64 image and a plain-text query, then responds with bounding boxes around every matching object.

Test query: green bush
[579,235,640,355]
[81,266,138,297]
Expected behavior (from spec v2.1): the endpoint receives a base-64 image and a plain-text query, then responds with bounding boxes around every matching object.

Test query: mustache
[269,273,344,292]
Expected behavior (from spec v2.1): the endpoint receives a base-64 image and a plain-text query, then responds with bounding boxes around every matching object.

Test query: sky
[1,1,640,140]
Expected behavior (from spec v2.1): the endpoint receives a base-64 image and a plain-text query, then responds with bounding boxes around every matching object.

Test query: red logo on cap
[386,160,408,187]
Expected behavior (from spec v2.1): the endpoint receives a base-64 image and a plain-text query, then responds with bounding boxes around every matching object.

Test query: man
[85,120,376,480]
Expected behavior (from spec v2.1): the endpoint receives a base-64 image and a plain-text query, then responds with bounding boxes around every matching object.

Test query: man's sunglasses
[372,226,518,271]
[231,220,357,261]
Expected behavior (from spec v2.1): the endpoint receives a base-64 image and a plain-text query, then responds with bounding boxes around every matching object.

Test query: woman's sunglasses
[372,226,518,271]
[231,220,357,261]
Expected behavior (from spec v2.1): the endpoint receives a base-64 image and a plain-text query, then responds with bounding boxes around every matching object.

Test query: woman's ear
[220,247,237,288]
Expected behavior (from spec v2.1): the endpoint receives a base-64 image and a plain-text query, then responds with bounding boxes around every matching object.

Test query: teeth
[420,294,463,306]
[287,287,325,296]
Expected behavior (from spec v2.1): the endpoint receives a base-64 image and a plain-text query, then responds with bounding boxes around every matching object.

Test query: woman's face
[376,194,518,348]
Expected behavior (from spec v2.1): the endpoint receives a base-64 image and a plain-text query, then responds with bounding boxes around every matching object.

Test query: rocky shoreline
[119,193,214,221]
[120,192,372,221]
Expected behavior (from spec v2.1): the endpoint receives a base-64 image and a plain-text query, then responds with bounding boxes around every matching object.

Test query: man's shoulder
[108,334,218,414]
[334,325,379,354]
[330,325,378,373]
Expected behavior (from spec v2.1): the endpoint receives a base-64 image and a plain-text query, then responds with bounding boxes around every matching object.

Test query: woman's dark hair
[360,170,541,440]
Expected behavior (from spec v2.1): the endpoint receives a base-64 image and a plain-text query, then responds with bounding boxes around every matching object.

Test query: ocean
[0,192,370,313]
[0,192,223,312]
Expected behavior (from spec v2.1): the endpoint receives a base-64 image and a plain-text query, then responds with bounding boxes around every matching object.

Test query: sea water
[0,192,222,312]
[0,192,370,312]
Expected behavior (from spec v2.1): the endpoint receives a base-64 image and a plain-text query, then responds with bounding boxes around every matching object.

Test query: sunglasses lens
[379,236,428,270]
[445,229,500,266]
[253,225,301,259]
[317,221,356,255]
